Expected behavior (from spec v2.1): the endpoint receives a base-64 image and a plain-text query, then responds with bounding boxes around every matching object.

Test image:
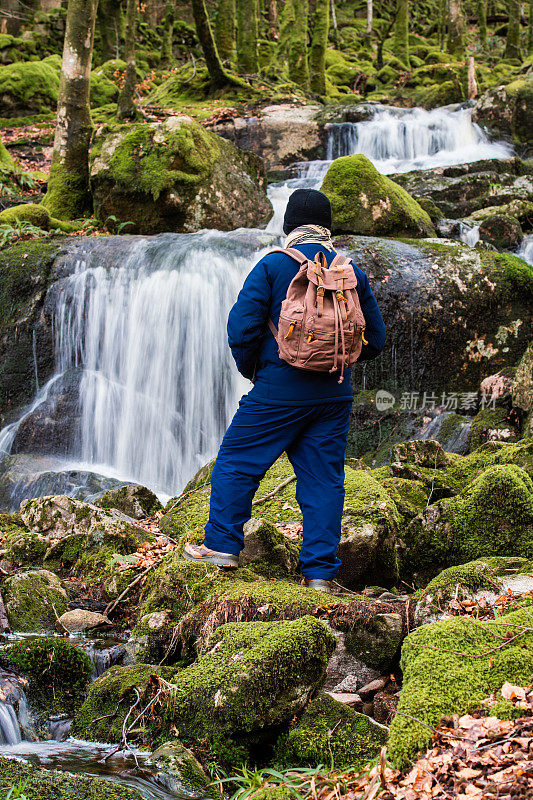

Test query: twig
[104,562,157,617]
[394,711,438,733]
[252,474,296,505]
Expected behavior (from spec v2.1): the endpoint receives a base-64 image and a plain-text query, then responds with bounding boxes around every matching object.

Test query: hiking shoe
[305,579,333,593]
[183,542,239,568]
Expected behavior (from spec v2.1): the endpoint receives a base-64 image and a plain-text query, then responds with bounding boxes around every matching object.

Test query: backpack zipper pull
[307,330,314,343]
[285,321,296,339]
[362,327,368,345]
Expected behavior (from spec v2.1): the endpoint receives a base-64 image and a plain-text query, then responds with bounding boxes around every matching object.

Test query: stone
[240,517,299,575]
[332,673,359,693]
[321,154,435,238]
[96,483,162,519]
[473,79,533,150]
[513,342,533,413]
[325,628,382,691]
[478,214,523,251]
[90,116,273,235]
[325,691,363,708]
[358,677,388,699]
[3,569,68,633]
[56,609,112,634]
[147,740,218,799]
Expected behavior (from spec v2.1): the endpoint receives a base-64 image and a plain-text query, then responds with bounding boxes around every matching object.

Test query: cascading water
[518,234,533,266]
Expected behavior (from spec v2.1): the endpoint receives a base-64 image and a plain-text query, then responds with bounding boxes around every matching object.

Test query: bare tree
[43,0,98,219]
[366,0,373,34]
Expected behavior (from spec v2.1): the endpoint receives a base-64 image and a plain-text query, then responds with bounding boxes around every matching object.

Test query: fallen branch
[252,474,296,505]
[104,562,158,617]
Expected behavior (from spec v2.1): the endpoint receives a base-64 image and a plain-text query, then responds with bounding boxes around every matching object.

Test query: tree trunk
[42,0,98,220]
[467,55,477,98]
[366,0,373,34]
[529,0,533,54]
[268,0,278,38]
[278,0,309,87]
[504,0,521,58]
[330,0,338,47]
[98,0,122,62]
[447,0,466,55]
[117,0,137,120]
[393,0,409,67]
[236,0,258,73]
[477,0,487,47]
[161,0,175,67]
[309,0,329,95]
[191,0,234,87]
[215,0,236,61]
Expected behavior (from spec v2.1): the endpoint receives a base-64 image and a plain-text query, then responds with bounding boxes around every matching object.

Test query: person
[184,189,386,592]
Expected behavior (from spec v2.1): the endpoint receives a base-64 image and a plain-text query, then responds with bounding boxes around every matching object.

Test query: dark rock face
[90,116,273,235]
[335,236,532,396]
[473,79,533,153]
[478,213,523,251]
[392,158,533,218]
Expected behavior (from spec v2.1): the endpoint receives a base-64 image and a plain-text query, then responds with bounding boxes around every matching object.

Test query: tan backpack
[268,248,368,383]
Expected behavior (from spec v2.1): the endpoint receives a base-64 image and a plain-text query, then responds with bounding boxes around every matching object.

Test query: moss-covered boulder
[0,756,142,799]
[321,155,434,237]
[0,636,92,714]
[404,464,533,580]
[513,342,533,414]
[0,202,76,232]
[2,568,68,632]
[446,439,533,485]
[388,606,533,769]
[90,115,273,234]
[275,691,388,769]
[95,483,162,519]
[473,78,533,150]
[468,407,519,451]
[147,741,219,798]
[239,517,299,576]
[75,616,335,763]
[478,213,523,251]
[0,55,60,116]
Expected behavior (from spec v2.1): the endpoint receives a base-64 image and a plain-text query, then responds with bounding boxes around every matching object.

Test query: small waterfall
[459,222,480,247]
[0,672,33,745]
[518,234,533,266]
[0,702,22,745]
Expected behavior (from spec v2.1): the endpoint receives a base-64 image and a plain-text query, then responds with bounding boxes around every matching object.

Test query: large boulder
[334,237,532,395]
[95,483,162,519]
[74,616,335,763]
[478,213,523,251]
[388,606,533,769]
[90,116,273,234]
[473,78,533,152]
[274,691,388,770]
[403,463,533,581]
[2,568,69,632]
[321,154,435,237]
[204,103,323,172]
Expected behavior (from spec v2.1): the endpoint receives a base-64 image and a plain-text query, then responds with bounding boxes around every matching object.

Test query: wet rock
[96,484,162,519]
[274,691,388,770]
[91,116,273,235]
[206,104,323,171]
[473,79,533,152]
[3,569,68,633]
[391,440,448,469]
[322,154,435,238]
[147,740,218,799]
[513,342,533,413]
[478,213,523,251]
[74,616,335,763]
[468,407,519,451]
[56,609,112,634]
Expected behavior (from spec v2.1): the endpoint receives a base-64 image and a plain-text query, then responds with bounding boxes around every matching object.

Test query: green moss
[0,758,142,800]
[468,407,517,451]
[0,202,78,232]
[2,569,69,632]
[415,556,527,602]
[90,70,120,107]
[75,617,335,762]
[378,477,429,521]
[0,637,92,714]
[321,154,435,238]
[4,529,46,566]
[388,606,533,768]
[447,439,533,486]
[479,251,533,302]
[0,55,61,116]
[404,463,533,580]
[275,692,388,770]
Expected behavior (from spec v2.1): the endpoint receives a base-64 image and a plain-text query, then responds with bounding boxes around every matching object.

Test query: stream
[0,102,529,792]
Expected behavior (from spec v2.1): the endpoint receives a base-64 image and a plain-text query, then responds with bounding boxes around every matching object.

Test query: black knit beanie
[283,188,332,235]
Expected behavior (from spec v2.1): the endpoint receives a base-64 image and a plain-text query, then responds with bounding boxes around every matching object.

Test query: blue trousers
[204,395,352,579]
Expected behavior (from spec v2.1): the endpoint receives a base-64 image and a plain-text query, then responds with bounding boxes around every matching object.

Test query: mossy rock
[89,70,119,106]
[378,477,428,522]
[0,55,60,116]
[321,155,435,238]
[74,616,335,763]
[96,483,162,519]
[90,115,273,234]
[468,407,519,451]
[3,527,47,566]
[412,79,463,109]
[513,342,533,414]
[0,202,76,232]
[0,757,143,800]
[478,213,523,251]
[447,439,533,485]
[404,463,533,580]
[474,78,533,150]
[2,568,69,632]
[413,196,443,222]
[147,740,219,798]
[0,636,92,714]
[275,692,388,770]
[388,606,533,769]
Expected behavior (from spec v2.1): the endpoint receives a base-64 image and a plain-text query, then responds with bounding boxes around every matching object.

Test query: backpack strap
[269,247,310,267]
[329,253,355,270]
[268,318,278,336]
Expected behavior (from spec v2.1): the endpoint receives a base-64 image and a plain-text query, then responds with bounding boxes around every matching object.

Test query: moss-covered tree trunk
[161,0,175,68]
[191,0,235,88]
[0,137,15,173]
[236,0,258,73]
[529,0,533,54]
[504,0,521,58]
[215,0,236,62]
[309,0,329,95]
[477,0,487,47]
[438,0,446,49]
[447,0,465,55]
[98,0,122,61]
[42,0,98,220]
[366,0,373,34]
[278,0,309,87]
[117,0,138,120]
[393,0,409,67]
[268,0,278,37]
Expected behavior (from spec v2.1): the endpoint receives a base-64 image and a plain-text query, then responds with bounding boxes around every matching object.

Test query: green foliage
[0,56,60,116]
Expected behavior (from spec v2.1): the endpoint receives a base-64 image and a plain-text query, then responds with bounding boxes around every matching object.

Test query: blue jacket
[227,243,386,405]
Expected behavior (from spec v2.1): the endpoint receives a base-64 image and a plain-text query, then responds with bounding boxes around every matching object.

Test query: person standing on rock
[184,189,386,592]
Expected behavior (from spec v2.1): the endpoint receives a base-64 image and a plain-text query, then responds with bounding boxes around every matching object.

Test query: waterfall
[1,231,277,499]
[0,702,22,745]
[297,105,513,182]
[518,234,533,266]
[459,222,480,247]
